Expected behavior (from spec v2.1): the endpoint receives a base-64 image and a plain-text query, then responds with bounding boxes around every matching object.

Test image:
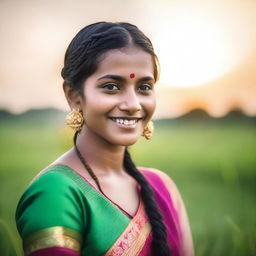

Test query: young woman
[16,22,194,256]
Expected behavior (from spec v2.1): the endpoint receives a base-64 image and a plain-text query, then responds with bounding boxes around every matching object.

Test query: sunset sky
[0,0,256,118]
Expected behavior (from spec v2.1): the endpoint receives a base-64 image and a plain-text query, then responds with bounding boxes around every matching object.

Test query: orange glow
[0,0,256,117]
[154,4,255,88]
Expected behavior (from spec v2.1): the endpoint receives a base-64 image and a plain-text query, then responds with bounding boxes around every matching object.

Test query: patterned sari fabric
[16,164,183,256]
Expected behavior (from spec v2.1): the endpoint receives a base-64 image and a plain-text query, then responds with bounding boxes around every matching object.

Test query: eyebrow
[97,74,155,83]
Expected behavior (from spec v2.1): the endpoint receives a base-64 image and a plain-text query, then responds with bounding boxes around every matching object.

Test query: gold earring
[142,120,154,140]
[65,109,84,131]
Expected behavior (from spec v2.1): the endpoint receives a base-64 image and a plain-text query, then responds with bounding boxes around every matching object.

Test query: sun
[154,10,247,88]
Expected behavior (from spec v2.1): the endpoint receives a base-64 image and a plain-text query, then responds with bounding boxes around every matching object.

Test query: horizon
[1,106,255,120]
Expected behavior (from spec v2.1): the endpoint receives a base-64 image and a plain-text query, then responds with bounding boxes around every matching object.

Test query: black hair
[62,22,170,256]
[61,22,159,91]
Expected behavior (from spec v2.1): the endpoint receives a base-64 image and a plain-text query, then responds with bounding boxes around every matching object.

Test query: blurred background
[0,0,255,255]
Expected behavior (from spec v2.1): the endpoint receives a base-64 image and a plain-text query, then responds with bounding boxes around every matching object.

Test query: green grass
[0,117,255,256]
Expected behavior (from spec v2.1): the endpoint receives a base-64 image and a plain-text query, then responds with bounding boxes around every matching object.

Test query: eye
[138,84,152,91]
[102,83,119,91]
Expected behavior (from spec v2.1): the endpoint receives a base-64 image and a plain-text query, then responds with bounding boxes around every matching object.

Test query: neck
[75,127,126,176]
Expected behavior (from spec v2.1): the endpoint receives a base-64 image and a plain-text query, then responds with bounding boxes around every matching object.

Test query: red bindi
[129,73,135,79]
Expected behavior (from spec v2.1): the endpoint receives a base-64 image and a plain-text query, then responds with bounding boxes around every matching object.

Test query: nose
[118,88,142,114]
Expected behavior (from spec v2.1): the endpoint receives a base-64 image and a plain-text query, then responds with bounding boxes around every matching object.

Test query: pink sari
[140,168,182,255]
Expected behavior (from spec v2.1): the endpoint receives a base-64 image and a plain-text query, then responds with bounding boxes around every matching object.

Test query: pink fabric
[138,232,153,256]
[141,169,182,256]
[29,247,80,256]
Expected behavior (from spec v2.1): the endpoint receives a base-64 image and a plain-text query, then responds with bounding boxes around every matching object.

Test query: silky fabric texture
[16,165,181,255]
[29,247,80,256]
[140,169,182,256]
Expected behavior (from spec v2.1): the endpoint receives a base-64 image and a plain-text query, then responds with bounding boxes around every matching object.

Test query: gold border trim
[23,226,81,255]
[105,202,152,256]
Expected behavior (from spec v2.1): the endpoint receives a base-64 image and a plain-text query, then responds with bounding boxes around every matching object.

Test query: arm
[16,171,85,256]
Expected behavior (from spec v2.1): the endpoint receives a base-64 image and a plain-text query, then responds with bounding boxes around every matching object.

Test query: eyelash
[138,84,152,91]
[101,83,119,91]
[101,83,153,92]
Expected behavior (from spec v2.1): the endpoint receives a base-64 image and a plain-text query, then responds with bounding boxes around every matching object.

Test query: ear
[63,81,83,109]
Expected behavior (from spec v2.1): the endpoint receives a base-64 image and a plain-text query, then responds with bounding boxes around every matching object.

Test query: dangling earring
[65,109,84,131]
[142,120,154,140]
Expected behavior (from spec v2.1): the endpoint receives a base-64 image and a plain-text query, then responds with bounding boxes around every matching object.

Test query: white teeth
[111,118,137,126]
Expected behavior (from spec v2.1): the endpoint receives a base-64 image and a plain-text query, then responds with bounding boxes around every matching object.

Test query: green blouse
[16,164,133,255]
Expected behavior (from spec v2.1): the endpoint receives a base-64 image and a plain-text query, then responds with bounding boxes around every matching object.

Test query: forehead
[91,45,154,78]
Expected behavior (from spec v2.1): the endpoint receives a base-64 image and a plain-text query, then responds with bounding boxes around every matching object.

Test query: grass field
[0,110,255,256]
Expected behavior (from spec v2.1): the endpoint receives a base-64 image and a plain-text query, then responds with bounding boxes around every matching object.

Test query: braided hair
[62,22,170,256]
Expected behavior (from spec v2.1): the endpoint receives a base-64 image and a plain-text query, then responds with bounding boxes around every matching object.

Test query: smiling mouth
[108,117,143,127]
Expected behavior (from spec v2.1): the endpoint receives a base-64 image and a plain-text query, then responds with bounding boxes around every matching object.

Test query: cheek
[143,95,156,118]
[82,95,117,119]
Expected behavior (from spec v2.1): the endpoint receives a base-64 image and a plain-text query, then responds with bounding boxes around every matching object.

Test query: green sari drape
[16,164,151,256]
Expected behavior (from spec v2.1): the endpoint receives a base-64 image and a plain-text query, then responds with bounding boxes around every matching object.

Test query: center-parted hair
[62,22,170,256]
[61,22,159,91]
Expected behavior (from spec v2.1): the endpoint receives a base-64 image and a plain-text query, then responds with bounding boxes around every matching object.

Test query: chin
[107,135,140,147]
[120,140,138,146]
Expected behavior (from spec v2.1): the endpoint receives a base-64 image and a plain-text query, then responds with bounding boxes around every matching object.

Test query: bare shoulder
[30,148,79,183]
[51,148,75,166]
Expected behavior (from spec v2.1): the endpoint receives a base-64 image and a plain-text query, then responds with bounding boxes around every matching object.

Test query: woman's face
[79,45,156,146]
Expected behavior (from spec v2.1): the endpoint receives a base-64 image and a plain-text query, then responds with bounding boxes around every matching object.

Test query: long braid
[123,148,171,256]
[73,132,170,255]
[73,131,105,194]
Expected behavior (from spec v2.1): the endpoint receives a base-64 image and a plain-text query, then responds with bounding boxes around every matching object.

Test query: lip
[108,117,143,129]
[108,116,144,120]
